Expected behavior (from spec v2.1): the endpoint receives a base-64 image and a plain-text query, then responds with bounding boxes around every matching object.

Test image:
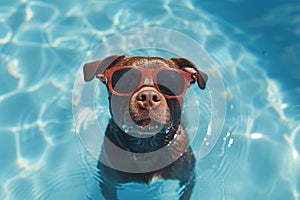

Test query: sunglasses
[104,67,193,98]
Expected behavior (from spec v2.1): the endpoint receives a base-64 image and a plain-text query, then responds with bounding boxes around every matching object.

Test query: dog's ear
[83,55,125,83]
[171,58,208,89]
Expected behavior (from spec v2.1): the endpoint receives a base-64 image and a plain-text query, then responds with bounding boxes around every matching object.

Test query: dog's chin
[126,119,169,138]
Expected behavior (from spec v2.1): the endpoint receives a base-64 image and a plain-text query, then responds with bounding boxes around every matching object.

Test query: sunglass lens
[157,70,185,97]
[112,68,141,94]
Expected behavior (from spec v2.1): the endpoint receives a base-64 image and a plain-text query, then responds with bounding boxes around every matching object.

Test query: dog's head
[83,55,207,137]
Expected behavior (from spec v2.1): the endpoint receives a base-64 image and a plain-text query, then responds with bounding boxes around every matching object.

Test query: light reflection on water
[0,0,299,200]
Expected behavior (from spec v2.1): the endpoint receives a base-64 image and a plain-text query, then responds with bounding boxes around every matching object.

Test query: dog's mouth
[135,117,163,130]
[123,116,168,137]
[136,117,152,126]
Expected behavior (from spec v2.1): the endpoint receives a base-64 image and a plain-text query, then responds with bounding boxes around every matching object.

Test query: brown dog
[83,55,207,200]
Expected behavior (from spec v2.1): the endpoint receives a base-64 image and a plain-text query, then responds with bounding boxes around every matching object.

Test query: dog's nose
[136,90,161,109]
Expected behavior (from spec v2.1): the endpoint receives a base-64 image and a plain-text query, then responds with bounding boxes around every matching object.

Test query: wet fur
[83,55,207,200]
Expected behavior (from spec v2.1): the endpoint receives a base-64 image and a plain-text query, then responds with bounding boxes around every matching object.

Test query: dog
[83,55,207,200]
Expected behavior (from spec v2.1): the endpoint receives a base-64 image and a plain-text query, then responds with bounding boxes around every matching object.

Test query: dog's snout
[136,89,162,109]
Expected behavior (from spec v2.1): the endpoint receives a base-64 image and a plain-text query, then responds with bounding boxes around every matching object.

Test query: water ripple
[0,21,12,44]
[25,1,59,27]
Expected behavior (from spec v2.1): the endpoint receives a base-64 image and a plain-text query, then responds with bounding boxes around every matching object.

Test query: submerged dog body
[83,55,207,200]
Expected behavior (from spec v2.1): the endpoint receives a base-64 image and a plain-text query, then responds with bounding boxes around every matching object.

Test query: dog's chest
[126,171,162,184]
[149,173,162,183]
[116,177,181,199]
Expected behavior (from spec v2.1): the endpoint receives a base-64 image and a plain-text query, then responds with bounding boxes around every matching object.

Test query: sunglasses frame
[104,66,193,99]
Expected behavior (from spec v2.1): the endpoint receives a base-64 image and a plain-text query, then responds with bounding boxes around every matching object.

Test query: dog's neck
[106,119,182,153]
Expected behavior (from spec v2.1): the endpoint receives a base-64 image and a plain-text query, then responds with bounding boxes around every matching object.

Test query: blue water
[1,0,300,199]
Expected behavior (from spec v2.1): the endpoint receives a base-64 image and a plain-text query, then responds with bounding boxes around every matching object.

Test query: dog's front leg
[165,148,196,200]
[178,170,196,200]
[99,180,118,200]
[98,162,122,200]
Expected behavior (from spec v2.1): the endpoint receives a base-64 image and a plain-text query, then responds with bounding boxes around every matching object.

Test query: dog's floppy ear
[83,55,125,83]
[171,58,208,89]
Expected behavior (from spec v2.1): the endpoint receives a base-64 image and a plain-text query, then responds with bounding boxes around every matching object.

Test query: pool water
[1,0,300,200]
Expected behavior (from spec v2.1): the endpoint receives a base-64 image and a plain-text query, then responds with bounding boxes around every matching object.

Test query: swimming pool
[0,0,299,199]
